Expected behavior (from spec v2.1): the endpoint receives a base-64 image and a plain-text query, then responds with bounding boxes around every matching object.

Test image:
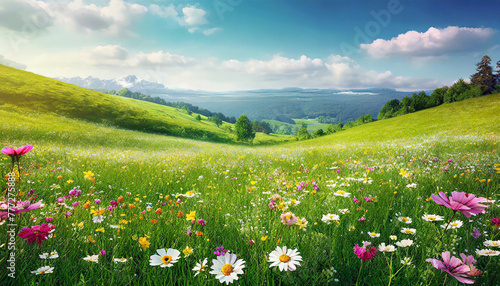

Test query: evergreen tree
[495,60,500,86]
[183,105,192,115]
[296,122,311,140]
[235,115,255,142]
[471,55,494,94]
[195,114,202,121]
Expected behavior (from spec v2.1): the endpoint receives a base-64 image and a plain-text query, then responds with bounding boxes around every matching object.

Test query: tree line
[378,55,500,120]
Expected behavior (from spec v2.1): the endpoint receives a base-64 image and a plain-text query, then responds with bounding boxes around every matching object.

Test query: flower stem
[356,261,363,286]
[439,211,456,241]
[387,254,394,286]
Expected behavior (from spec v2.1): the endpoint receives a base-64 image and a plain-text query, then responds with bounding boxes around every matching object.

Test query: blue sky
[0,0,499,91]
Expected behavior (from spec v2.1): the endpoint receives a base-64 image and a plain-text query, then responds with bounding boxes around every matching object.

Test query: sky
[0,0,499,91]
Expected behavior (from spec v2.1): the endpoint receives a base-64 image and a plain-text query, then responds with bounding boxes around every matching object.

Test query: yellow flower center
[221,264,233,276]
[493,242,499,246]
[285,214,292,220]
[161,255,172,264]
[337,191,345,195]
[428,216,436,221]
[402,217,409,222]
[39,271,46,274]
[405,229,412,234]
[451,222,458,226]
[370,232,377,236]
[279,254,291,263]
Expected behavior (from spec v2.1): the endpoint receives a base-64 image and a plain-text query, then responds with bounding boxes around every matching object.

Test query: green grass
[0,90,499,285]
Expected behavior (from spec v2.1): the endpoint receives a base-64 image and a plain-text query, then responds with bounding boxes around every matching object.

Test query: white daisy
[483,240,500,247]
[149,248,181,268]
[193,258,208,277]
[39,250,58,259]
[83,255,99,263]
[31,266,54,275]
[268,246,302,272]
[440,220,463,229]
[476,249,500,256]
[92,215,104,223]
[321,214,340,224]
[113,258,127,263]
[389,235,397,241]
[378,243,396,252]
[397,217,412,224]
[401,257,412,266]
[338,209,350,214]
[209,253,245,285]
[422,214,444,222]
[395,239,414,247]
[368,232,380,238]
[401,228,416,235]
[333,190,351,197]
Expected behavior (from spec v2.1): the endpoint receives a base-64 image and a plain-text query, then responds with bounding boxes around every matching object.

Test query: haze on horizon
[0,0,499,92]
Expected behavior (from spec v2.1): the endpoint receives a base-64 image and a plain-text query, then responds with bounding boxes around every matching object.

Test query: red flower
[353,241,377,261]
[17,223,55,246]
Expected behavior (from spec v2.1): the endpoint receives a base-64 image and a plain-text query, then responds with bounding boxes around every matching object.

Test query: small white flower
[422,214,444,222]
[39,250,58,259]
[483,240,500,247]
[378,243,396,252]
[113,258,127,263]
[405,183,417,189]
[31,266,54,275]
[476,249,500,256]
[338,209,350,214]
[401,257,412,266]
[401,228,416,235]
[149,248,181,268]
[389,235,397,241]
[92,216,104,223]
[321,214,340,224]
[83,255,99,263]
[193,258,208,277]
[440,220,463,230]
[333,190,351,197]
[368,232,380,238]
[396,239,414,247]
[210,253,245,285]
[268,246,302,271]
[397,217,412,224]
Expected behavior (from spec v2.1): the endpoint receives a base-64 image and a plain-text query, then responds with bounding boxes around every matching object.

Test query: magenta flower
[110,200,118,208]
[431,191,488,218]
[45,217,53,223]
[426,251,475,284]
[492,218,500,228]
[364,197,372,203]
[197,219,206,226]
[72,202,79,208]
[57,197,64,203]
[100,250,106,256]
[281,212,299,226]
[353,197,360,203]
[353,241,377,261]
[17,223,55,246]
[0,200,44,222]
[66,211,72,217]
[94,199,101,204]
[268,199,276,209]
[1,145,34,159]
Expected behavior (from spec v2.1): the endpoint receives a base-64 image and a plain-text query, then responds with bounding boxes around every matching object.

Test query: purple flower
[110,200,118,208]
[364,197,372,203]
[72,201,79,208]
[65,211,72,217]
[471,228,481,239]
[268,199,276,210]
[197,219,206,226]
[94,199,101,204]
[336,169,341,173]
[426,251,475,284]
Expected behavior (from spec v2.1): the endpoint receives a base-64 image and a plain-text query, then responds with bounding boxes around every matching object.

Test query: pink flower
[353,241,377,261]
[336,169,341,173]
[358,217,366,221]
[492,218,500,228]
[364,197,372,203]
[1,145,34,159]
[353,197,360,203]
[268,199,276,210]
[57,197,64,203]
[0,200,44,222]
[66,211,72,217]
[426,251,475,284]
[45,217,53,223]
[100,250,106,256]
[281,212,299,226]
[17,223,55,246]
[72,202,79,208]
[94,199,101,204]
[248,239,255,245]
[366,167,374,171]
[431,191,488,218]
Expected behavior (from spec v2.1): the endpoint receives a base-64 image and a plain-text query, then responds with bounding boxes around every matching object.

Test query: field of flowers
[1,129,499,285]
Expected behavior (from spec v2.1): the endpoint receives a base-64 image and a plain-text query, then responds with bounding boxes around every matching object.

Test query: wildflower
[475,249,500,256]
[368,232,380,238]
[214,246,227,256]
[193,258,208,276]
[268,246,302,271]
[186,211,196,221]
[150,248,181,267]
[248,240,255,245]
[431,191,488,218]
[1,144,33,159]
[17,223,55,246]
[31,266,54,275]
[280,212,298,226]
[82,202,91,209]
[321,214,340,224]
[155,208,163,215]
[389,235,397,241]
[138,236,150,250]
[353,241,377,261]
[114,258,127,263]
[83,171,95,181]
[441,220,463,229]
[197,219,206,226]
[339,208,350,214]
[398,217,412,224]
[0,200,44,222]
[483,240,500,247]
[395,239,413,247]
[209,253,245,285]
[83,255,99,263]
[422,214,444,222]
[401,228,416,235]
[358,217,366,221]
[183,246,193,257]
[117,196,125,203]
[353,197,360,203]
[491,218,500,228]
[296,217,308,231]
[378,243,396,252]
[268,199,276,209]
[177,211,184,218]
[94,199,101,204]
[426,251,475,284]
[39,251,58,259]
[471,228,481,239]
[261,236,268,241]
[364,197,372,202]
[334,190,350,197]
[401,257,412,266]
[95,227,105,233]
[196,231,204,236]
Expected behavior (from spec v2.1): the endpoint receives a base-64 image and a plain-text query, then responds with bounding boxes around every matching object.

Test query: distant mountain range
[57,75,431,123]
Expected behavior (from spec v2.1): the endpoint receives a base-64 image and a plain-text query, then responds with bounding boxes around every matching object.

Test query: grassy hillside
[0,65,234,142]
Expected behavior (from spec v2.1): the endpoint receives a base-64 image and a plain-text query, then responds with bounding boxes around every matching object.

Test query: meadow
[1,94,499,285]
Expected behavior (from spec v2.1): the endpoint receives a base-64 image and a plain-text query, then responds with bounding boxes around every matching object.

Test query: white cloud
[149,4,219,35]
[202,27,221,36]
[361,26,496,58]
[0,0,54,32]
[180,6,208,26]
[223,55,325,77]
[89,45,128,60]
[149,4,178,19]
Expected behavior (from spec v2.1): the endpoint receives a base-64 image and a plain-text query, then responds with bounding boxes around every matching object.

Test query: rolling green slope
[295,93,500,147]
[0,65,234,142]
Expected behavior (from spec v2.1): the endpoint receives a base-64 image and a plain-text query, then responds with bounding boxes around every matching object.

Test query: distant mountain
[57,75,166,92]
[57,75,430,123]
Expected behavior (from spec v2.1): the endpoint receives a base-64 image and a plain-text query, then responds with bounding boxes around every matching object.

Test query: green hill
[0,64,235,142]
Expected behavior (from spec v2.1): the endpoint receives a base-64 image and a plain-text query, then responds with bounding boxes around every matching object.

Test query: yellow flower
[183,246,193,257]
[261,236,268,241]
[66,179,74,184]
[138,237,150,250]
[91,209,105,216]
[84,171,95,181]
[186,211,196,221]
[95,227,105,233]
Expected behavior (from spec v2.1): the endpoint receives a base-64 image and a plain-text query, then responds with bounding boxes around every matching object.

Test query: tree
[428,87,448,107]
[495,60,500,87]
[118,88,132,98]
[296,122,311,140]
[195,114,202,121]
[326,122,343,134]
[312,129,325,138]
[471,55,494,94]
[443,79,470,103]
[210,115,222,127]
[411,92,428,111]
[183,105,192,115]
[378,99,401,119]
[235,115,255,142]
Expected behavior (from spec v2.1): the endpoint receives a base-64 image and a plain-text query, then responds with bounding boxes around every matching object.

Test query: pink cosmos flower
[431,191,488,218]
[281,212,299,226]
[46,217,53,223]
[426,251,475,284]
[1,145,34,159]
[268,199,276,209]
[353,241,377,261]
[364,197,372,203]
[353,197,360,203]
[492,218,500,228]
[0,200,44,222]
[17,223,55,246]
